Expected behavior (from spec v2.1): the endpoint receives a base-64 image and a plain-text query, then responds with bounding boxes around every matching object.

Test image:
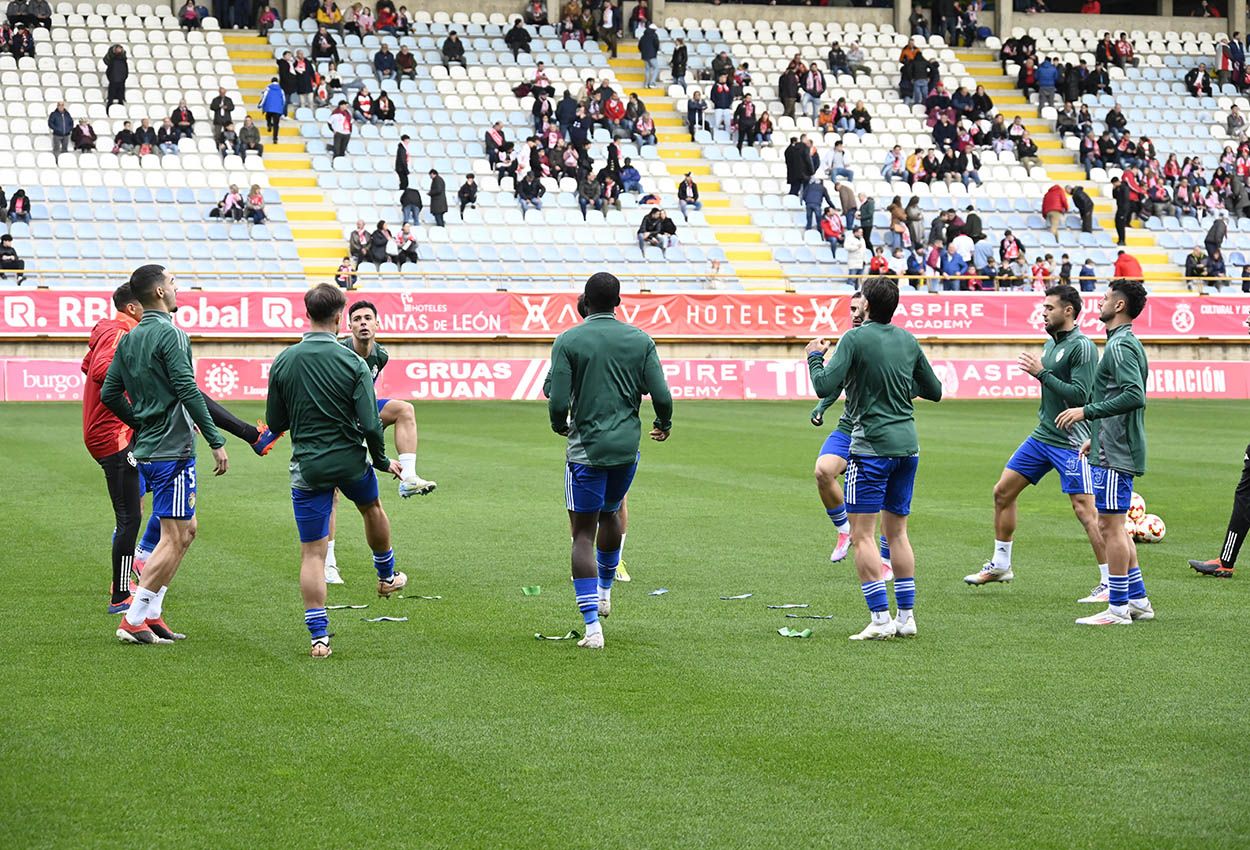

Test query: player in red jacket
[83,283,282,613]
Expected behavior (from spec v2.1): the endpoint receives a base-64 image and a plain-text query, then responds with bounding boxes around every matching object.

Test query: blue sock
[304,607,328,639]
[1127,567,1147,600]
[1108,574,1130,607]
[573,576,599,625]
[372,548,395,580]
[596,547,621,591]
[894,577,916,610]
[861,580,889,613]
[879,535,890,561]
[138,514,162,557]
[826,505,848,529]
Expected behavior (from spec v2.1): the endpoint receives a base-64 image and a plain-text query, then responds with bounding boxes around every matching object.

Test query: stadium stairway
[955,48,1177,284]
[224,32,342,282]
[607,40,786,288]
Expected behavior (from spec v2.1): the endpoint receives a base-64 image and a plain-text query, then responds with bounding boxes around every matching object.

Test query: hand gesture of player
[211,446,229,476]
[1055,407,1086,430]
[1079,439,1091,458]
[386,459,404,479]
[810,410,824,427]
[1017,351,1043,377]
[805,337,831,356]
[650,427,670,442]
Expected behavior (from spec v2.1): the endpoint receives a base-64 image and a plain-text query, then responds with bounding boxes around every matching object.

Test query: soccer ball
[1128,493,1147,524]
[1124,514,1141,538]
[1137,514,1166,544]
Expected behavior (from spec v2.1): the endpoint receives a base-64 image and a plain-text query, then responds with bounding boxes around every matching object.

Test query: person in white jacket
[844,226,866,287]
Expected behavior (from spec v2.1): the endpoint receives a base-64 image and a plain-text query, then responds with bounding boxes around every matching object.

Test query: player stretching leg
[810,291,869,566]
[342,301,436,498]
[101,265,229,644]
[547,273,672,649]
[1189,316,1250,578]
[966,285,1108,596]
[807,278,943,640]
[266,285,407,658]
[1057,280,1154,626]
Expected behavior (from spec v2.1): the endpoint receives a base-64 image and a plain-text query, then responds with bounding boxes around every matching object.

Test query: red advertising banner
[4,357,1248,402]
[0,290,852,339]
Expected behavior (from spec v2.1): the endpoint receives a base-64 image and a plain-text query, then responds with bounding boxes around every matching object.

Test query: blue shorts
[566,457,638,514]
[1006,436,1093,495]
[818,429,852,462]
[1092,466,1133,515]
[291,467,380,543]
[140,458,196,519]
[377,398,390,415]
[845,454,919,516]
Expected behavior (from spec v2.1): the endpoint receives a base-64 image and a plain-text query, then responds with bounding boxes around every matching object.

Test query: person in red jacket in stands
[1042,184,1069,242]
[1113,249,1143,280]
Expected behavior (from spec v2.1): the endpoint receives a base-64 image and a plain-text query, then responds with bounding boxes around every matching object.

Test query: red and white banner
[6,357,1248,402]
[0,290,852,339]
[8,289,1245,339]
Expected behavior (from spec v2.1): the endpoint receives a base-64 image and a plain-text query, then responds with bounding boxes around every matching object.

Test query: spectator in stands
[494,144,518,185]
[209,86,235,143]
[0,233,25,284]
[524,0,547,26]
[1036,56,1060,107]
[827,41,849,78]
[932,113,957,151]
[755,110,774,146]
[941,243,969,291]
[216,122,240,159]
[1186,246,1209,289]
[238,116,262,160]
[732,96,756,154]
[389,45,415,82]
[802,62,827,121]
[823,139,853,181]
[601,173,623,214]
[395,134,417,190]
[103,44,128,107]
[171,99,196,140]
[638,22,660,89]
[1208,249,1228,290]
[778,63,800,120]
[1016,132,1040,174]
[686,89,706,141]
[1085,62,1112,96]
[1112,249,1142,281]
[516,171,545,216]
[277,50,296,112]
[802,177,833,231]
[371,42,397,85]
[1206,210,1227,257]
[373,93,395,124]
[9,21,32,58]
[578,173,603,220]
[670,37,687,92]
[312,26,341,64]
[557,11,583,46]
[348,219,370,264]
[504,18,531,59]
[259,77,285,144]
[999,228,1024,265]
[217,184,244,221]
[47,102,72,159]
[596,1,618,58]
[334,255,357,290]
[391,223,418,268]
[398,181,422,224]
[328,101,351,158]
[1228,104,1248,141]
[1066,184,1092,234]
[242,184,266,225]
[1055,102,1078,139]
[819,207,844,258]
[156,117,178,154]
[1197,0,1221,16]
[1042,184,1069,242]
[880,144,906,182]
[617,157,640,193]
[628,0,649,37]
[670,172,699,220]
[133,118,156,154]
[362,220,391,268]
[1075,258,1096,291]
[316,0,344,36]
[428,170,447,227]
[636,207,662,253]
[258,5,278,37]
[1186,64,1213,97]
[350,87,376,123]
[7,188,30,223]
[710,75,734,134]
[111,120,137,155]
[441,30,466,70]
[178,0,201,29]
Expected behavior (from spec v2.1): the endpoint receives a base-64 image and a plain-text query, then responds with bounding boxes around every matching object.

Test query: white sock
[896,608,913,624]
[870,610,891,626]
[991,540,1013,569]
[135,546,152,562]
[399,453,416,479]
[326,540,337,568]
[1130,595,1149,606]
[125,586,157,626]
[585,620,603,637]
[146,586,168,621]
[1098,563,1110,584]
[1110,603,1128,616]
[599,587,612,603]
[619,532,627,557]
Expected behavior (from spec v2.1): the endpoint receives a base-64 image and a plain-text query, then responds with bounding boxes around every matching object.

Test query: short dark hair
[128,264,166,306]
[305,283,346,323]
[583,272,621,314]
[1108,279,1147,318]
[348,300,377,319]
[1044,284,1082,319]
[112,283,138,311]
[861,276,900,323]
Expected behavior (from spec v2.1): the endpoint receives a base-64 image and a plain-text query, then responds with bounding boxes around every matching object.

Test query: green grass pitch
[1,399,1248,849]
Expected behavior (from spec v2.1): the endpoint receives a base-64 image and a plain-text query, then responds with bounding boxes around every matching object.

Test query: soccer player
[1056,280,1154,625]
[1189,315,1250,578]
[546,272,672,650]
[965,285,1108,597]
[100,265,230,644]
[265,284,407,658]
[323,301,436,583]
[806,277,943,640]
[83,283,281,613]
[810,291,876,569]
